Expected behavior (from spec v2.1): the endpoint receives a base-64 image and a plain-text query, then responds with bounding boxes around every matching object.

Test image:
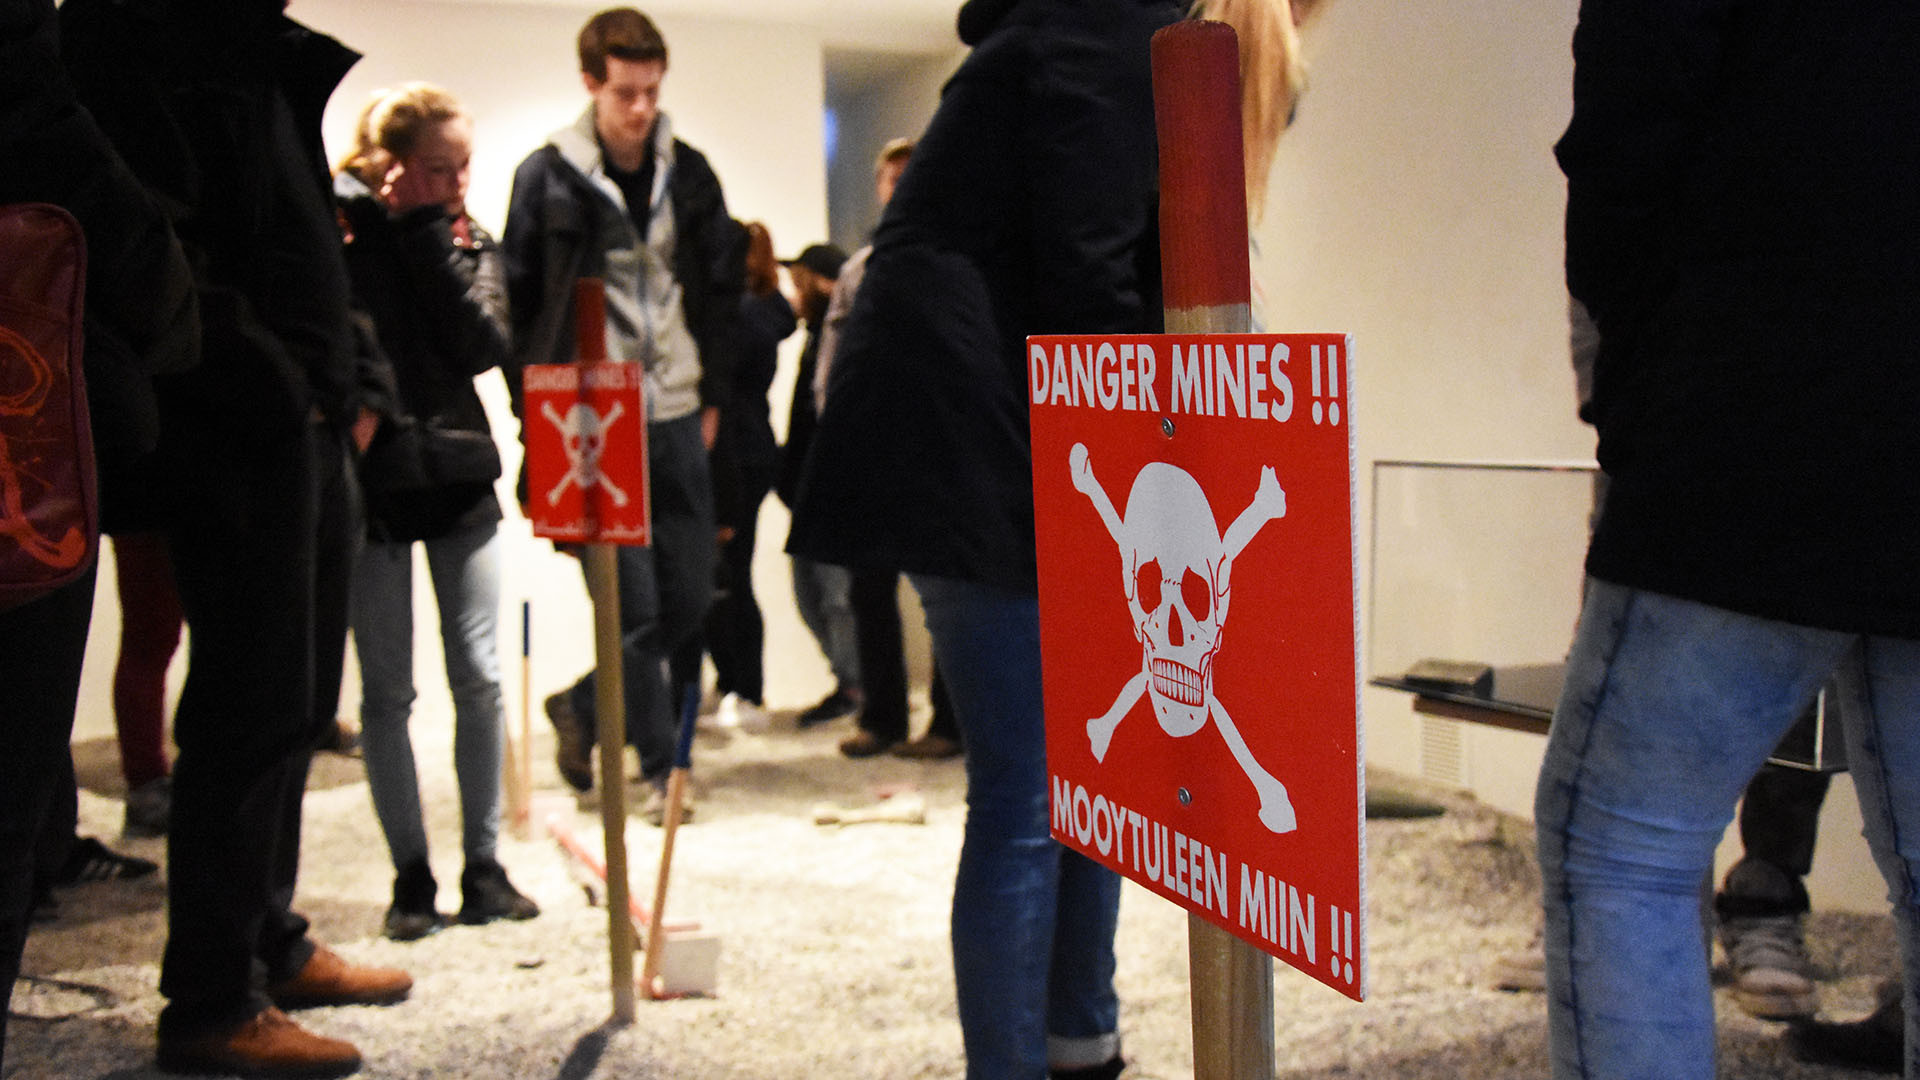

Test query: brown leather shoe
[890,734,963,760]
[268,944,412,1010]
[157,1007,361,1078]
[838,729,899,758]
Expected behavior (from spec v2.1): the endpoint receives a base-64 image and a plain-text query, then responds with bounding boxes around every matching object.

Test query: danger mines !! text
[1029,340,1297,421]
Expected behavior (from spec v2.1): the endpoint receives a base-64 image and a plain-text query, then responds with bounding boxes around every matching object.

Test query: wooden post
[503,599,532,836]
[639,686,700,998]
[1152,20,1276,1080]
[576,279,638,1023]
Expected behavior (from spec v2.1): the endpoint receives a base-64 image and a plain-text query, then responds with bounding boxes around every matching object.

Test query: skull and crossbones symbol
[1069,442,1297,834]
[542,399,629,507]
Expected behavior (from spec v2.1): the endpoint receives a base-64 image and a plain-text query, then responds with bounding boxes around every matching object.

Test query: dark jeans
[706,496,766,704]
[158,422,355,1038]
[0,566,96,1066]
[566,414,715,782]
[850,569,960,744]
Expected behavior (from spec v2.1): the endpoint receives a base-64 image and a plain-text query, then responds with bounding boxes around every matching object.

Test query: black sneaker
[383,858,444,942]
[458,858,539,924]
[1786,979,1903,1075]
[798,686,862,728]
[55,837,157,885]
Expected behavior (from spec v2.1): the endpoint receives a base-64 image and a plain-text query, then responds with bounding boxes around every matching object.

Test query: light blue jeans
[352,521,505,869]
[1537,579,1920,1080]
[909,574,1121,1079]
[792,555,860,691]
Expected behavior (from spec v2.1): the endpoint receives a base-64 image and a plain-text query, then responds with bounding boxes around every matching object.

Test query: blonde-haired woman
[337,83,537,940]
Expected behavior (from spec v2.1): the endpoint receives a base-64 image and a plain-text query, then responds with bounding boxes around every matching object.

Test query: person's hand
[350,408,380,453]
[380,159,444,216]
[701,405,720,450]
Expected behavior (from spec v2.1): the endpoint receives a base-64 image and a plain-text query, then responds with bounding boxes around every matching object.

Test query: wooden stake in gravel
[1151,20,1277,1080]
[640,685,702,999]
[574,278,639,1023]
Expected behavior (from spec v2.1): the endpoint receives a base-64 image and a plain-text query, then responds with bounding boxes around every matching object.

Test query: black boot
[459,857,540,924]
[383,858,444,941]
[1786,978,1903,1075]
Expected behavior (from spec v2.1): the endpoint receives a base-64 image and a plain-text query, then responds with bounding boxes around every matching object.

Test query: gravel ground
[8,709,1901,1079]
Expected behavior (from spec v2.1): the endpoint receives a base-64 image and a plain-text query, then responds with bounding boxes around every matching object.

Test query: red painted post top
[1152,20,1252,314]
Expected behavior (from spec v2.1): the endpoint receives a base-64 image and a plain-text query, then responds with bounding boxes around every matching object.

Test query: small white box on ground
[654,929,721,996]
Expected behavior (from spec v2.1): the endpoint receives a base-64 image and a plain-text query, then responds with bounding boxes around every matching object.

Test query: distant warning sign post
[1031,332,1364,1001]
[523,362,650,545]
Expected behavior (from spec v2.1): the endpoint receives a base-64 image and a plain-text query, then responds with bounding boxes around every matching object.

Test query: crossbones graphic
[542,399,629,507]
[1069,442,1297,834]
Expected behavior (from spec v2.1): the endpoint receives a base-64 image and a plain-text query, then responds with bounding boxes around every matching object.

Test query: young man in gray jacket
[503,6,741,816]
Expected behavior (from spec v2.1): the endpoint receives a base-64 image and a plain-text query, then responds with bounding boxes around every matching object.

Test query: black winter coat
[60,0,370,515]
[787,0,1178,593]
[1559,0,1920,636]
[337,176,508,542]
[717,288,794,531]
[500,133,742,417]
[0,0,198,532]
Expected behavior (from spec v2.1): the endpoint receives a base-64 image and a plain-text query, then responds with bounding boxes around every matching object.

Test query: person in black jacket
[59,0,413,1074]
[502,7,742,819]
[698,220,796,730]
[0,0,196,1066]
[335,82,539,942]
[787,1,1180,1075]
[1536,3,1920,1078]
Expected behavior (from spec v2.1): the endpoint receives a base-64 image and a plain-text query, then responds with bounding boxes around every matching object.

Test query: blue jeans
[352,520,504,869]
[910,575,1121,1079]
[1537,580,1920,1080]
[792,555,859,691]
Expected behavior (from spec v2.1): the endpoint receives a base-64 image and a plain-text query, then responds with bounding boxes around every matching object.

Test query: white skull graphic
[1070,442,1298,834]
[1123,464,1229,738]
[542,398,629,507]
[561,402,607,474]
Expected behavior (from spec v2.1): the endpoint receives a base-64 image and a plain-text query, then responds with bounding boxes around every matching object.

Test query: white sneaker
[716,693,771,733]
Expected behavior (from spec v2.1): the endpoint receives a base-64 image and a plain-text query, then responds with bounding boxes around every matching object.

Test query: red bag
[0,203,95,611]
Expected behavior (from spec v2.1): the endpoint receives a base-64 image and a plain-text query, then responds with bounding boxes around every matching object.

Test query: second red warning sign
[523,362,650,545]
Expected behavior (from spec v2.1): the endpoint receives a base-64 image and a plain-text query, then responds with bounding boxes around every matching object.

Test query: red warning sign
[523,362,650,544]
[1030,332,1363,1000]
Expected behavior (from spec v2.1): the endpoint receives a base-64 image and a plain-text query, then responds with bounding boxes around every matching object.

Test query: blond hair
[1194,0,1328,221]
[337,82,467,184]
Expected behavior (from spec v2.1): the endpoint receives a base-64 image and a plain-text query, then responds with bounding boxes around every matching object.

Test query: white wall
[824,49,962,252]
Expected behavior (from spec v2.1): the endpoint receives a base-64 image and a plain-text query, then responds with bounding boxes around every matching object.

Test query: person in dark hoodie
[787,1,1180,1076]
[0,0,196,1066]
[58,0,411,1074]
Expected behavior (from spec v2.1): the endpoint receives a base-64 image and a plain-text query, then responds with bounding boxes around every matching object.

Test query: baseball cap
[781,243,848,280]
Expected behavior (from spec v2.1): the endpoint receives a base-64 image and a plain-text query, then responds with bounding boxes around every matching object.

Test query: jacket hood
[549,105,675,189]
